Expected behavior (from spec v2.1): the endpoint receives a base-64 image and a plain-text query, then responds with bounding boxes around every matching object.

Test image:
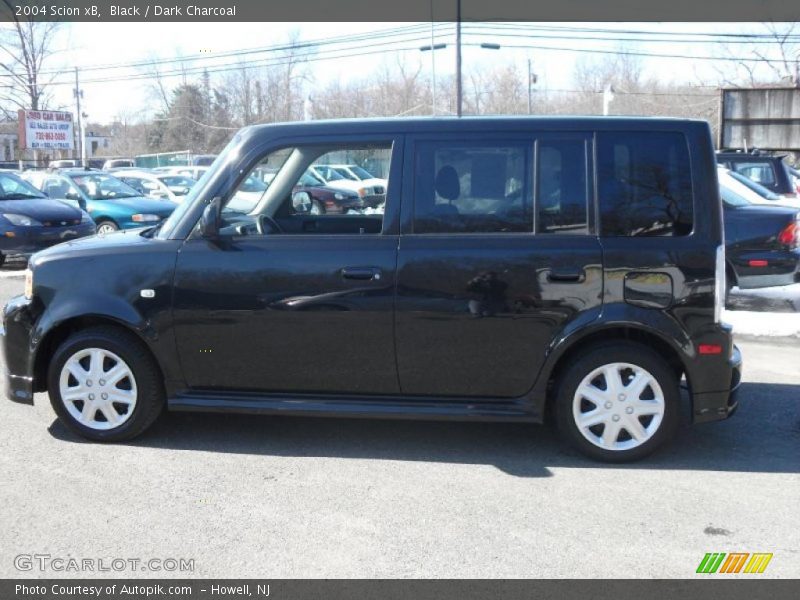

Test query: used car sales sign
[18,109,75,151]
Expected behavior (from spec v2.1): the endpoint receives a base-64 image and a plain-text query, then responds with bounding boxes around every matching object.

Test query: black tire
[554,342,680,462]
[95,219,119,234]
[0,252,5,267]
[47,326,165,442]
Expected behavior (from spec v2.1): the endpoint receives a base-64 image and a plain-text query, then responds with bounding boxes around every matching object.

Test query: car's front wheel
[555,343,680,462]
[47,326,165,442]
[96,219,119,234]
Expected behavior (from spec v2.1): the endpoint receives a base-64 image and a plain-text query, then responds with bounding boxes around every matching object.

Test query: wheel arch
[33,315,159,393]
[541,325,689,420]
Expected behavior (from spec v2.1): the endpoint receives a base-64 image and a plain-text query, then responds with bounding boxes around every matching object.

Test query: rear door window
[731,161,776,186]
[597,131,694,237]
[413,141,532,234]
[536,138,589,235]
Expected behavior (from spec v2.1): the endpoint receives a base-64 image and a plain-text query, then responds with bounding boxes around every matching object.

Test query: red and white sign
[18,109,74,151]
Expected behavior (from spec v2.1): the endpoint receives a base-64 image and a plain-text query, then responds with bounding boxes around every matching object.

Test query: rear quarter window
[597,131,694,237]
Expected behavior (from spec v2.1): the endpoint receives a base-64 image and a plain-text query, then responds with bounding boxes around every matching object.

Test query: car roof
[233,116,709,144]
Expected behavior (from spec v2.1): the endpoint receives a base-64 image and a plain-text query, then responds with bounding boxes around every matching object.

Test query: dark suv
[717,150,797,198]
[1,118,741,462]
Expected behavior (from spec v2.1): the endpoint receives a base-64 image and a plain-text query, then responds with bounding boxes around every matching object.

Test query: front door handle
[341,267,382,281]
[547,269,585,283]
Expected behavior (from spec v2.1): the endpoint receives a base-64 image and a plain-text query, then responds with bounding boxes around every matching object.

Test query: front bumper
[0,222,96,256]
[1,295,37,405]
[692,344,742,423]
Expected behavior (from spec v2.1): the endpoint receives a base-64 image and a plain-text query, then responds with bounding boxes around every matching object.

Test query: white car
[112,169,195,204]
[306,164,388,199]
[156,166,210,181]
[717,166,800,210]
[328,164,388,195]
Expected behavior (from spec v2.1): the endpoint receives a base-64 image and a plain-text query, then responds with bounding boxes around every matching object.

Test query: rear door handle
[547,269,585,283]
[341,267,382,281]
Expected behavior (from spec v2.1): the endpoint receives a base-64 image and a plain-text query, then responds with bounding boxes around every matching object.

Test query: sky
[30,21,794,124]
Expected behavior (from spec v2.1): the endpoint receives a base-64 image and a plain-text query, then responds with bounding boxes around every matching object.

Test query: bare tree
[714,22,800,87]
[0,4,61,117]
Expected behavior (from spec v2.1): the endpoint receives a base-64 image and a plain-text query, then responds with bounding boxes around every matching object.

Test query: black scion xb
[1,117,741,462]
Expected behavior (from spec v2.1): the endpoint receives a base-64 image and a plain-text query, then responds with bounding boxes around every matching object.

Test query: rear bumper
[734,248,800,289]
[692,344,742,423]
[1,295,37,405]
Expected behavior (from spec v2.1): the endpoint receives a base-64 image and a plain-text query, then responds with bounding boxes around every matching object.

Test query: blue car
[0,171,96,266]
[22,169,176,234]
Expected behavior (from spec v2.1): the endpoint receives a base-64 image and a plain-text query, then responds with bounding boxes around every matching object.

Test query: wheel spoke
[66,362,88,382]
[623,415,648,441]
[107,389,135,405]
[602,421,621,446]
[625,371,651,400]
[633,399,662,416]
[576,384,608,408]
[603,365,623,395]
[81,400,95,422]
[104,363,129,386]
[89,349,105,378]
[62,388,86,403]
[578,408,609,428]
[99,403,121,426]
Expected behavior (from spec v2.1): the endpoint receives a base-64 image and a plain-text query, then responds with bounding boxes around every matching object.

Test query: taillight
[777,220,799,247]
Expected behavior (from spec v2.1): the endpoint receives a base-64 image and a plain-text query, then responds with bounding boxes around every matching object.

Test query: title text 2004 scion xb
[2,118,741,462]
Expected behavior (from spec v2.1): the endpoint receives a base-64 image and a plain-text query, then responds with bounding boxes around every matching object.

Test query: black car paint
[724,202,800,289]
[2,117,739,428]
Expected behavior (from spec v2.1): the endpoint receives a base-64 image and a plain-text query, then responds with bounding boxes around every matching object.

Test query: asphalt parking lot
[0,271,798,579]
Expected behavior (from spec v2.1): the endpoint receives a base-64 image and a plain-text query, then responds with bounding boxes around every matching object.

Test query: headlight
[24,269,33,299]
[3,213,41,227]
[356,188,367,198]
[131,214,160,222]
[334,192,345,200]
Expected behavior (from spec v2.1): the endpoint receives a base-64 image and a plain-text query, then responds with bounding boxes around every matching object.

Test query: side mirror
[199,196,222,238]
[292,191,312,214]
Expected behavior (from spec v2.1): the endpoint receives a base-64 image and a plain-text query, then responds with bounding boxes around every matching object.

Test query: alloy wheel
[572,362,665,451]
[59,348,138,431]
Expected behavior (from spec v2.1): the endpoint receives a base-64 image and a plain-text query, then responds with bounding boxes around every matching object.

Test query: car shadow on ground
[47,381,800,477]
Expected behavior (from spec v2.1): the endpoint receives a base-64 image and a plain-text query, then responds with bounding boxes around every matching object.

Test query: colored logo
[696,552,773,574]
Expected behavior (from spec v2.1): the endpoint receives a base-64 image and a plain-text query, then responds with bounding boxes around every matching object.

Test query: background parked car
[22,169,176,234]
[328,163,388,194]
[788,165,800,195]
[0,171,95,266]
[720,174,800,289]
[717,166,800,210]
[156,166,209,181]
[113,169,195,203]
[102,158,135,170]
[717,150,797,198]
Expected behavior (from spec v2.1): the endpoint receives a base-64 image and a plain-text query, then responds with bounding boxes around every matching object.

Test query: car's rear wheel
[47,326,165,442]
[555,343,680,462]
[96,219,119,234]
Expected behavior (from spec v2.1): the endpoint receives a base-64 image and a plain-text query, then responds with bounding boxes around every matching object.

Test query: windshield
[333,167,358,181]
[70,173,141,199]
[727,170,780,200]
[719,181,751,208]
[156,133,241,240]
[349,165,374,180]
[158,175,196,190]
[314,165,345,181]
[0,173,47,200]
